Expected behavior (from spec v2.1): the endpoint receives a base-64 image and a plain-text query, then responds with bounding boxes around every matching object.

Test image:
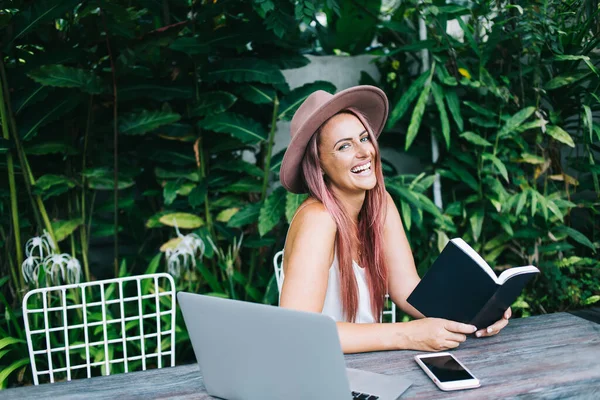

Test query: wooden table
[3,312,599,399]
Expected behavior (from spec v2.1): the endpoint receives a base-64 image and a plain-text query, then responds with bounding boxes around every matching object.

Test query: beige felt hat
[279,85,389,194]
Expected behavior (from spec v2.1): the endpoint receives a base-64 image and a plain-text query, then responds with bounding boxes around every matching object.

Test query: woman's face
[318,112,378,195]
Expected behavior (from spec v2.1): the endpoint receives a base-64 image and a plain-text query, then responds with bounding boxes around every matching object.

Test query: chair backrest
[273,250,284,293]
[271,250,396,323]
[22,273,176,385]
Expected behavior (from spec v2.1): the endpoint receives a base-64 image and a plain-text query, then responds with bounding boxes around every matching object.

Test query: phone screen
[420,355,475,382]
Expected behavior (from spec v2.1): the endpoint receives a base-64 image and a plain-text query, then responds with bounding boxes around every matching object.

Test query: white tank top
[321,252,377,323]
[280,251,376,323]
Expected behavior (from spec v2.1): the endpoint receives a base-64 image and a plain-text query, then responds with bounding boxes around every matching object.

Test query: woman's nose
[356,141,369,158]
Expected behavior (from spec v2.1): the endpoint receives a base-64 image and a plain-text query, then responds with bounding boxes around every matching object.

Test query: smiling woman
[278,86,511,354]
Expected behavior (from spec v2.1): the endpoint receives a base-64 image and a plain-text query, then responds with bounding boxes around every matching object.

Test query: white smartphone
[414,352,480,391]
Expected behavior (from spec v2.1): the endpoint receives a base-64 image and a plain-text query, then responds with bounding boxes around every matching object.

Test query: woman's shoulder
[290,198,336,233]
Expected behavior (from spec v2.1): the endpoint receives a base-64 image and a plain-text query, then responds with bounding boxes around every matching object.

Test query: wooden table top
[3,311,599,399]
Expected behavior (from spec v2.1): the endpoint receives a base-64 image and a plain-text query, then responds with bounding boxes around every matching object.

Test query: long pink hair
[301,109,388,322]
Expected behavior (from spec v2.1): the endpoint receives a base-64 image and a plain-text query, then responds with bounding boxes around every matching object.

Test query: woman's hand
[398,318,477,352]
[475,307,511,338]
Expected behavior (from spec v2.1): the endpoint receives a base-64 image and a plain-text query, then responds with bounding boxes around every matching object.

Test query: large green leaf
[278,81,337,121]
[558,226,596,252]
[259,187,286,236]
[387,69,429,129]
[431,82,450,149]
[159,213,204,229]
[204,59,285,85]
[457,16,480,56]
[190,92,237,117]
[200,113,267,144]
[405,67,435,150]
[228,202,262,228]
[463,101,496,118]
[544,72,591,90]
[119,110,181,136]
[445,160,478,191]
[460,131,492,147]
[469,208,484,242]
[286,192,308,223]
[27,65,104,94]
[583,105,593,142]
[482,153,509,182]
[497,106,536,138]
[0,358,30,389]
[25,141,78,155]
[51,218,83,242]
[33,174,75,198]
[445,90,464,131]
[235,84,276,105]
[546,125,575,147]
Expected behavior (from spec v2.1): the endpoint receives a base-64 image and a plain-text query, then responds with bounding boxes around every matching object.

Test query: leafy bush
[375,0,600,316]
[0,0,337,387]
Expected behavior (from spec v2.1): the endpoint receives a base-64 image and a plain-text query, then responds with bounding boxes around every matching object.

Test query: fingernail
[487,327,493,334]
[472,326,477,332]
[476,331,482,337]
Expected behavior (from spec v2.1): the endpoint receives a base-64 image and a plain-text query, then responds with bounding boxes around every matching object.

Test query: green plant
[0,0,339,388]
[377,0,600,315]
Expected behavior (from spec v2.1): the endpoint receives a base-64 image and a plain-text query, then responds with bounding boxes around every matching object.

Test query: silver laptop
[177,292,411,400]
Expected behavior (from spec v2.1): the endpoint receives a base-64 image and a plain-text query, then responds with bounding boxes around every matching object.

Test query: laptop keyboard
[351,391,379,399]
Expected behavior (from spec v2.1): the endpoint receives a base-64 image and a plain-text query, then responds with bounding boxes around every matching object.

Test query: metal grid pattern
[272,250,396,323]
[22,273,176,385]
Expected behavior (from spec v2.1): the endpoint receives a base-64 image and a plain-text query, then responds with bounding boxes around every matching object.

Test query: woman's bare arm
[279,202,336,313]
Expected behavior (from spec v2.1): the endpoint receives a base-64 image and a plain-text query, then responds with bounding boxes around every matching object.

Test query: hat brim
[280,86,388,194]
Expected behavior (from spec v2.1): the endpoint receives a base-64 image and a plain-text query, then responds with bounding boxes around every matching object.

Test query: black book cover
[407,239,538,329]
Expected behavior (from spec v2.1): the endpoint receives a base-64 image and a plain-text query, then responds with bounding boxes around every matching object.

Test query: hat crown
[290,90,333,139]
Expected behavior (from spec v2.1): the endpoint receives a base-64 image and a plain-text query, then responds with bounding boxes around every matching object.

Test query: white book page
[450,238,498,283]
[498,266,540,284]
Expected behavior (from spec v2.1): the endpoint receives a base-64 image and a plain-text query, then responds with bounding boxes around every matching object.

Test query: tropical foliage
[1,0,599,389]
[0,0,336,387]
[375,0,600,317]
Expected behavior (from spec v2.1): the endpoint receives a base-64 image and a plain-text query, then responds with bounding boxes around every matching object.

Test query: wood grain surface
[3,312,599,399]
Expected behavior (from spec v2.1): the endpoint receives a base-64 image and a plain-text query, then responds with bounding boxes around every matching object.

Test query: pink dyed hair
[301,109,388,322]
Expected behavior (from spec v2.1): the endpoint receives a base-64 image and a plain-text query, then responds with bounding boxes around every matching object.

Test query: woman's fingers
[446,332,467,343]
[504,307,512,320]
[476,317,509,337]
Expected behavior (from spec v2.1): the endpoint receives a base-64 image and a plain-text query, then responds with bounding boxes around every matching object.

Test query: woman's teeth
[351,161,371,173]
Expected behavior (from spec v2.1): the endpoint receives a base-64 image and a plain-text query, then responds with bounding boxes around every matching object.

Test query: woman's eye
[360,136,369,143]
[338,143,350,151]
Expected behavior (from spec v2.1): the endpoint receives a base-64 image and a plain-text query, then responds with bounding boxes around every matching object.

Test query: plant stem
[261,95,279,200]
[0,72,24,282]
[102,9,120,278]
[79,96,93,282]
[0,54,58,248]
[0,56,43,231]
[0,225,22,301]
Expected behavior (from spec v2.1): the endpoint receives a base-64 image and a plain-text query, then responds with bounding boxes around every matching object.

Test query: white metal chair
[22,273,176,385]
[272,250,396,323]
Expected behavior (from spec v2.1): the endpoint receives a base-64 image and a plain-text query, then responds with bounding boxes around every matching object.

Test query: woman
[279,86,510,354]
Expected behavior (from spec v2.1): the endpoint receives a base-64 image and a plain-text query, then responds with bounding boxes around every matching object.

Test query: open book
[407,238,540,330]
